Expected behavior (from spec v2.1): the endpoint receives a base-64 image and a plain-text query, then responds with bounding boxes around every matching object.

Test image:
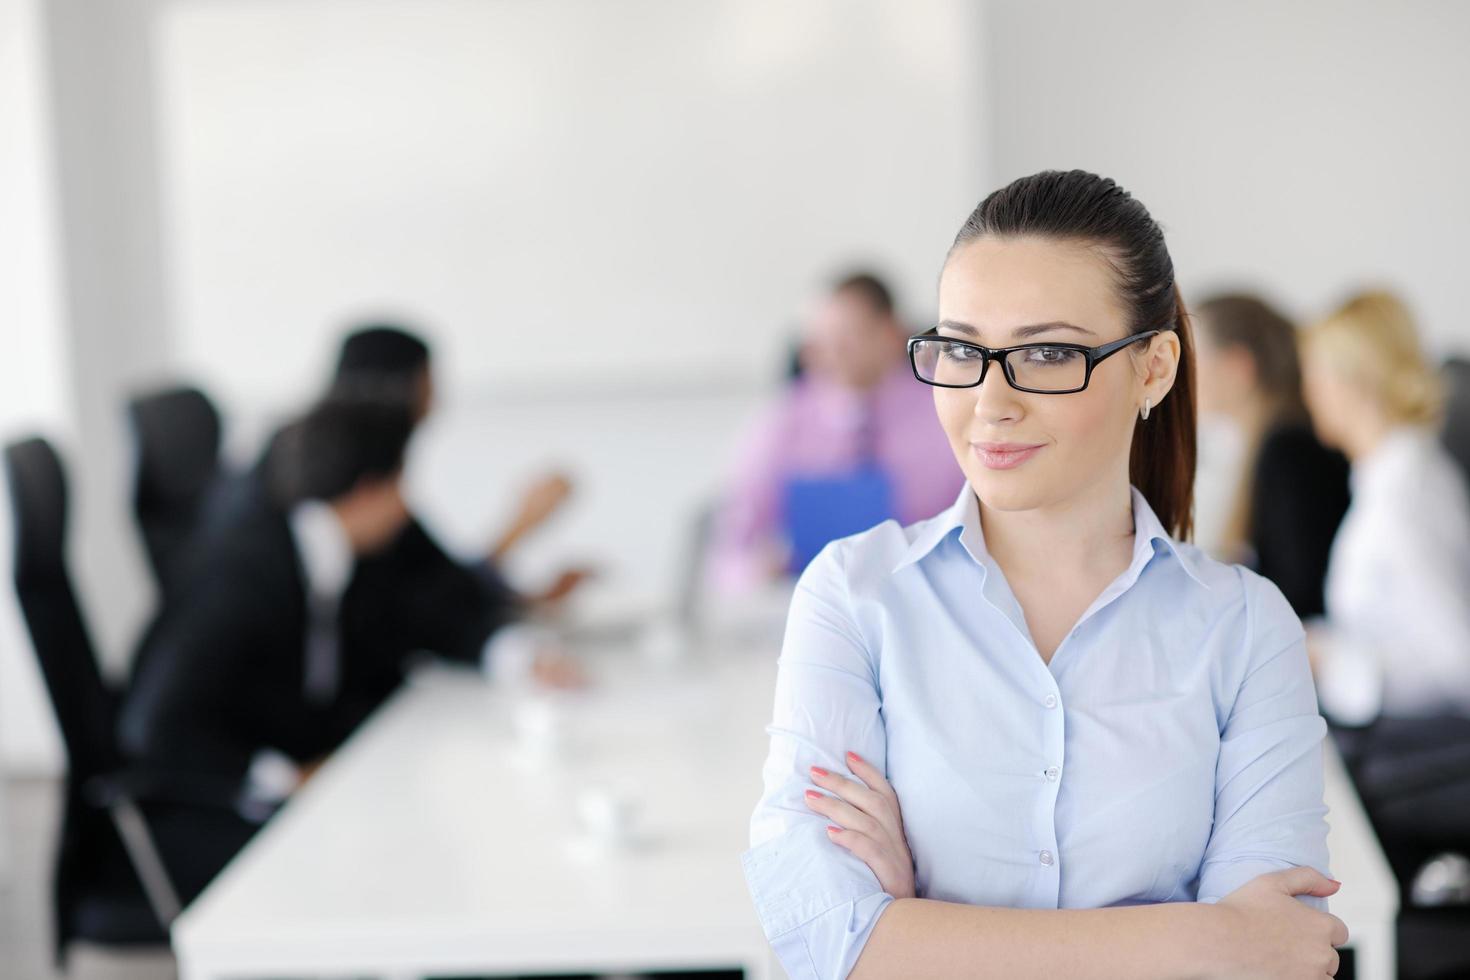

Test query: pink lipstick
[973,442,1045,470]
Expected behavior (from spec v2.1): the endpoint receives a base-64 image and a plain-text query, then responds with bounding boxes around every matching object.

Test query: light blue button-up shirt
[742,483,1332,979]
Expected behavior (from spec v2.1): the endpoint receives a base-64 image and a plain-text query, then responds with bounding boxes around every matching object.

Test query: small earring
[1140,398,1152,421]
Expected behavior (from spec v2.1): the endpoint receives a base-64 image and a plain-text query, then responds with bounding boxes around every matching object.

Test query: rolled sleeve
[742,541,894,978]
[1198,571,1333,911]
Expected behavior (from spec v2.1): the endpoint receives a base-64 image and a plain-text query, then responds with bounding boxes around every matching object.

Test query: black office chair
[4,436,252,966]
[1333,715,1470,980]
[127,386,222,593]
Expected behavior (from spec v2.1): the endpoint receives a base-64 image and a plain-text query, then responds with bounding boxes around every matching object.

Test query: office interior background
[2,1,1468,978]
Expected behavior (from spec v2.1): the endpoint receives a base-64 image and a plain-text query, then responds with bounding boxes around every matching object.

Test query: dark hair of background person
[950,169,1197,539]
[328,323,433,421]
[1194,293,1309,424]
[831,271,896,319]
[265,399,414,508]
[334,323,431,381]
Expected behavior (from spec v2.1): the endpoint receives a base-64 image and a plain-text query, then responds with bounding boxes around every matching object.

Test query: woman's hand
[1210,867,1349,979]
[804,751,916,899]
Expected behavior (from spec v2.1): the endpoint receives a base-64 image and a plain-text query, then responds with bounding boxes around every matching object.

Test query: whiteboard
[155,0,987,404]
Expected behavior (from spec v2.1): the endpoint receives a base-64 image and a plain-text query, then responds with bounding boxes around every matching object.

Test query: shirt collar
[892,482,1210,590]
[288,500,354,601]
[891,483,975,573]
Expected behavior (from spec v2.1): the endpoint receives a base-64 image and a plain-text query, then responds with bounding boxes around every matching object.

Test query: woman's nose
[972,361,1024,423]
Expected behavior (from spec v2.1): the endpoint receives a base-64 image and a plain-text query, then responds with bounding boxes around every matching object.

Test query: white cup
[575,785,640,846]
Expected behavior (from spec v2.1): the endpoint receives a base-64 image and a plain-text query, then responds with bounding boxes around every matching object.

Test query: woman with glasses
[742,170,1348,979]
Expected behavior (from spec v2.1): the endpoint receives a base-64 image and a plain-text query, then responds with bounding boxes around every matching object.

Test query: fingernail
[805,789,822,800]
[826,825,841,834]
[847,751,863,765]
[810,766,829,778]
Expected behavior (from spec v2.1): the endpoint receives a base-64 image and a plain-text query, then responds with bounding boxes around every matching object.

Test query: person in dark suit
[117,399,582,902]
[120,401,415,778]
[199,324,588,722]
[289,322,591,614]
[1193,293,1351,619]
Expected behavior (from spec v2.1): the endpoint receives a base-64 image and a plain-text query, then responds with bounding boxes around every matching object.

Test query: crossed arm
[743,549,1346,979]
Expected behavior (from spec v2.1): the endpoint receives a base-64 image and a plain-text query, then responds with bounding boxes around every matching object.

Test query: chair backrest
[3,437,120,782]
[127,386,222,587]
[1441,358,1470,486]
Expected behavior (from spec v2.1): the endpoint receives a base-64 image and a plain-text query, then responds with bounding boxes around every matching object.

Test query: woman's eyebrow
[937,319,1096,340]
[1012,321,1096,339]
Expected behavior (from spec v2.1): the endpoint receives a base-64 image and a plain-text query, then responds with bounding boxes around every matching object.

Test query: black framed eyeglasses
[907,328,1163,394]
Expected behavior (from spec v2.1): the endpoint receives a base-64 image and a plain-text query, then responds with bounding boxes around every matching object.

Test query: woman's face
[1299,346,1355,452]
[934,235,1179,515]
[1193,320,1256,419]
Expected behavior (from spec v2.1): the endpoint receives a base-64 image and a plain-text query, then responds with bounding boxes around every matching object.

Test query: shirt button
[1043,694,1058,708]
[1039,849,1054,866]
[1044,766,1060,781]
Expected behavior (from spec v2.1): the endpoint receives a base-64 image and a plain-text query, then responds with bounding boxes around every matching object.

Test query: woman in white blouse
[1300,290,1470,725]
[742,170,1348,979]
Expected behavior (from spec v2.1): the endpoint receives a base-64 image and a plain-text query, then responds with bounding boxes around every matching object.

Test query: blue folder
[782,465,896,575]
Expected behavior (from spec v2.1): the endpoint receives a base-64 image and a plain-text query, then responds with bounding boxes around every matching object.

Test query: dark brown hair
[950,169,1197,539]
[831,270,896,318]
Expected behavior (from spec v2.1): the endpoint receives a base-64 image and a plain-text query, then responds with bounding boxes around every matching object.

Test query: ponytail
[1129,283,1196,540]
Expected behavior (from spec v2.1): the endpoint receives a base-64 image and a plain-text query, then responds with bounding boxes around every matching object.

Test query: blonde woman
[1301,290,1470,726]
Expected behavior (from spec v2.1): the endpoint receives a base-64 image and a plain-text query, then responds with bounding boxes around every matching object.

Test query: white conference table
[173,635,782,980]
[173,629,1399,980]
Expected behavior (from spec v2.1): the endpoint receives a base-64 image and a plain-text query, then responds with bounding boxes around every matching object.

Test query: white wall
[1,0,179,773]
[0,0,70,774]
[1,0,993,772]
[41,0,170,678]
[985,0,1470,355]
[155,0,988,411]
[150,0,991,597]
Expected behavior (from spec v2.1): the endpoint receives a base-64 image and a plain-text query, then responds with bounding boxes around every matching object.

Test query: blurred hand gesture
[490,471,575,562]
[530,565,598,607]
[514,471,573,532]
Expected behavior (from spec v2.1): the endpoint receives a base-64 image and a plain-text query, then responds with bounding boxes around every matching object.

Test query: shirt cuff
[246,748,302,802]
[766,891,894,980]
[742,822,893,977]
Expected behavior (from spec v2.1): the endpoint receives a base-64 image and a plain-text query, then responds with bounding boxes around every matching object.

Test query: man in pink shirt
[708,273,965,594]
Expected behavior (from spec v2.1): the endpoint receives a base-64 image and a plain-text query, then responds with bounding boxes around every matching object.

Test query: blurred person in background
[192,324,592,706]
[1299,288,1470,903]
[292,323,593,613]
[1300,290,1470,725]
[118,399,583,903]
[1192,293,1350,618]
[707,273,964,594]
[198,322,591,723]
